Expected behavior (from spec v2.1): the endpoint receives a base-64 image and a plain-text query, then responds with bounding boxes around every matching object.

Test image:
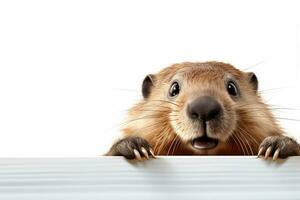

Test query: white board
[0,156,299,200]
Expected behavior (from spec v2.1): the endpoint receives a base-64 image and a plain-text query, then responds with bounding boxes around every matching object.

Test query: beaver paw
[257,136,300,160]
[107,137,155,160]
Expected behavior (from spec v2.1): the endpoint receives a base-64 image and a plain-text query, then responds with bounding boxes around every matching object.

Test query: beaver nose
[187,96,222,121]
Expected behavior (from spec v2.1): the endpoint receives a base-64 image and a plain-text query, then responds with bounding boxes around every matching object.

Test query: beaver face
[167,67,240,152]
[141,62,259,154]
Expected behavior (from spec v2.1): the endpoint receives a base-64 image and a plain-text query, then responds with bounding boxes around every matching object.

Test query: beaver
[106,62,300,160]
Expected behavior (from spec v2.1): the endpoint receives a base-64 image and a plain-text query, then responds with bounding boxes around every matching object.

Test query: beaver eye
[227,81,239,96]
[169,81,180,97]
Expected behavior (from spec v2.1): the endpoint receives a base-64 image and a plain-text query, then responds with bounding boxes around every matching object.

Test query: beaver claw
[107,136,155,160]
[257,136,300,160]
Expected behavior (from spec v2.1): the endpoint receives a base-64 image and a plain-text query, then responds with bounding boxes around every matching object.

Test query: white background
[0,0,299,157]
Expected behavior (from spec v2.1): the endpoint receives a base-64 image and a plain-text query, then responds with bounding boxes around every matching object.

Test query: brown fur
[121,62,283,156]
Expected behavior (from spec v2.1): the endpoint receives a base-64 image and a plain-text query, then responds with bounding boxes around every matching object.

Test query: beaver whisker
[264,104,300,111]
[125,107,172,112]
[157,126,173,155]
[146,124,170,139]
[167,134,179,156]
[114,115,168,129]
[237,134,248,156]
[234,106,300,120]
[172,124,186,154]
[237,126,260,148]
[242,61,265,71]
[234,108,273,114]
[172,136,181,155]
[240,107,298,112]
[230,134,243,155]
[275,117,300,122]
[141,104,181,111]
[224,136,234,152]
[153,127,169,154]
[232,104,270,110]
[154,126,168,155]
[233,105,295,112]
[231,135,241,154]
[237,133,250,155]
[236,110,300,122]
[137,108,180,113]
[236,131,254,155]
[174,135,182,154]
[170,120,186,139]
[131,108,169,112]
[233,102,299,112]
[258,87,291,94]
[123,114,169,122]
[130,122,170,135]
[132,109,177,113]
[147,99,181,107]
[232,134,246,155]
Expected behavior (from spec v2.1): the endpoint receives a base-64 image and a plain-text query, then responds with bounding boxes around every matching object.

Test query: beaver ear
[142,74,155,98]
[247,72,258,92]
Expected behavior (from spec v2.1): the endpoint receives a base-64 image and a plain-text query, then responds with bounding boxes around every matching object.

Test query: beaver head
[124,62,281,155]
